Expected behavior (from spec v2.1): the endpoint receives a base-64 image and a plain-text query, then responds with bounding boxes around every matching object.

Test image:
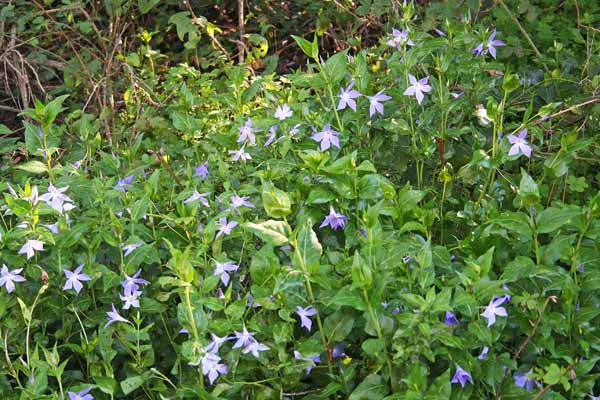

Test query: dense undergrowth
[1,0,600,399]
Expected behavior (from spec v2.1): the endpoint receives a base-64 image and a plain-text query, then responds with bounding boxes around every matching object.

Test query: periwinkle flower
[311,124,340,151]
[386,28,414,50]
[320,207,347,231]
[229,147,252,162]
[43,221,60,234]
[294,351,321,375]
[275,104,292,120]
[433,28,446,37]
[367,90,392,117]
[478,346,490,360]
[121,268,150,294]
[481,295,509,327]
[215,217,238,238]
[332,343,346,359]
[122,242,142,257]
[231,195,255,212]
[579,263,585,273]
[507,129,532,158]
[451,364,473,388]
[63,264,92,294]
[444,311,459,326]
[214,261,239,286]
[105,303,130,328]
[289,123,301,136]
[39,184,76,213]
[237,118,259,145]
[265,125,278,146]
[242,340,270,358]
[184,191,210,207]
[194,162,209,180]
[206,333,232,354]
[514,369,539,390]
[232,326,256,349]
[190,352,227,385]
[19,239,45,259]
[0,264,26,293]
[473,29,506,59]
[337,81,362,111]
[67,387,93,400]
[404,74,432,105]
[120,289,141,309]
[296,305,318,332]
[114,175,134,192]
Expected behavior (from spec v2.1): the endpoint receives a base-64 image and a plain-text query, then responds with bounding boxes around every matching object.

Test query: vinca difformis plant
[2,1,600,399]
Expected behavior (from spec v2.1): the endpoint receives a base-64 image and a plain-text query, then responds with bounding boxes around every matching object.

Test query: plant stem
[362,288,394,388]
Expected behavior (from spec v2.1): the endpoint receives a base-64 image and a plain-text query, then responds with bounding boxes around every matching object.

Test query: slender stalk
[497,0,550,73]
[292,243,334,374]
[362,288,394,387]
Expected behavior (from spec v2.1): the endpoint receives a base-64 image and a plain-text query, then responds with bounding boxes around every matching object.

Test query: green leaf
[262,186,291,218]
[329,286,367,311]
[351,252,372,288]
[349,374,389,400]
[291,34,318,60]
[518,169,540,207]
[94,376,117,395]
[120,375,145,395]
[307,188,335,204]
[292,221,322,272]
[536,205,580,234]
[16,160,47,174]
[502,73,520,93]
[244,220,291,245]
[501,256,537,281]
[361,338,385,356]
[138,0,160,14]
[324,49,349,83]
[543,364,561,385]
[424,370,451,399]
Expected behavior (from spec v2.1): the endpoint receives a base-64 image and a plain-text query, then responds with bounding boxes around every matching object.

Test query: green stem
[362,288,394,388]
[292,242,334,375]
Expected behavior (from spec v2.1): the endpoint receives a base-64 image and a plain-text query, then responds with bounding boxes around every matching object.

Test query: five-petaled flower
[242,340,270,358]
[320,207,348,230]
[121,268,150,294]
[231,195,255,212]
[481,295,509,327]
[67,387,94,400]
[189,352,228,385]
[367,90,392,117]
[194,162,209,180]
[386,28,414,50]
[232,326,256,349]
[444,311,459,326]
[184,190,211,207]
[19,239,45,259]
[294,351,321,375]
[114,175,134,192]
[514,369,540,390]
[473,29,506,59]
[216,217,238,238]
[275,104,293,120]
[404,74,432,105]
[238,118,259,145]
[39,184,76,213]
[63,264,92,294]
[311,124,340,152]
[214,261,239,286]
[507,128,532,158]
[229,148,252,162]
[105,303,130,328]
[296,305,318,331]
[337,81,362,111]
[123,242,142,257]
[0,264,25,293]
[120,289,142,309]
[451,364,473,388]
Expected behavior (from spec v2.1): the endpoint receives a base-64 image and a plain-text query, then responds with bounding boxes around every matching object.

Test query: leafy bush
[2,1,600,399]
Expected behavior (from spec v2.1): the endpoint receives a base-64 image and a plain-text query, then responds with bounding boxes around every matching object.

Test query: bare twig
[238,0,245,63]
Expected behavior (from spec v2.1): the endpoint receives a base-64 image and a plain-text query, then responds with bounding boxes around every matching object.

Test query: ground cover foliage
[1,0,600,399]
